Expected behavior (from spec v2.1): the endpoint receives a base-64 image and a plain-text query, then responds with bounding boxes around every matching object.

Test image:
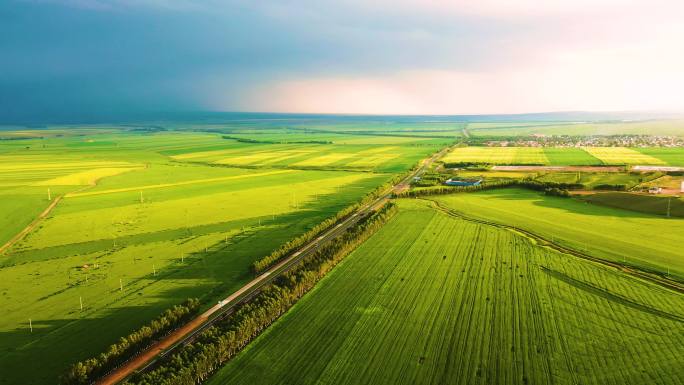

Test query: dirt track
[0,195,62,255]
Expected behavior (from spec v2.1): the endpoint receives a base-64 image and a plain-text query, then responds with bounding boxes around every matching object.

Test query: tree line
[394,179,574,198]
[60,298,201,385]
[221,135,332,145]
[127,203,398,385]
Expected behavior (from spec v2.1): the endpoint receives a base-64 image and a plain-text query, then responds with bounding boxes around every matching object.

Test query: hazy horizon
[2,0,684,121]
[4,110,684,126]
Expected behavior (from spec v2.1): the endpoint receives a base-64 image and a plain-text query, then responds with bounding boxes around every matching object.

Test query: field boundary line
[0,195,62,255]
[0,175,122,255]
[65,169,295,198]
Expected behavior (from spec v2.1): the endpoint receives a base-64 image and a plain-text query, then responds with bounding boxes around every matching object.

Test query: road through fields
[95,146,450,385]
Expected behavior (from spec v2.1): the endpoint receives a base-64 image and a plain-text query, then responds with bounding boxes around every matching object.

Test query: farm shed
[444,178,482,187]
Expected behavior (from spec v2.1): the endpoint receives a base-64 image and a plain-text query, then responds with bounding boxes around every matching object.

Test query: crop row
[208,199,684,385]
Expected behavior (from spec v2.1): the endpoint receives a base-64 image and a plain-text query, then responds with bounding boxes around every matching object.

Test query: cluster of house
[484,135,684,148]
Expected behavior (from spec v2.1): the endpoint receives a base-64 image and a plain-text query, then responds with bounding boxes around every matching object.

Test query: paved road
[96,146,449,385]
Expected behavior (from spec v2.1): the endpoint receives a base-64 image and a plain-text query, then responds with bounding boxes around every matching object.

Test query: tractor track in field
[421,198,684,295]
[0,195,63,255]
[0,177,112,256]
[540,266,684,323]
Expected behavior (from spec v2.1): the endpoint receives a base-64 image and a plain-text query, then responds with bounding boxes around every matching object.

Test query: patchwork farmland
[208,199,684,385]
[0,128,446,385]
[1,118,683,385]
[443,146,684,166]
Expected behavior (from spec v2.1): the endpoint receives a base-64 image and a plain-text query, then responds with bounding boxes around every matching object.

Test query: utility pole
[666,197,671,218]
[29,319,32,333]
[153,264,156,276]
[79,296,83,311]
[181,253,184,263]
[140,191,144,204]
[119,278,123,292]
[47,188,51,201]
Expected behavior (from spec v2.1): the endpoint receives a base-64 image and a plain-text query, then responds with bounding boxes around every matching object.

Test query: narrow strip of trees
[592,184,627,191]
[127,203,398,385]
[395,179,574,198]
[60,298,201,385]
[221,135,332,145]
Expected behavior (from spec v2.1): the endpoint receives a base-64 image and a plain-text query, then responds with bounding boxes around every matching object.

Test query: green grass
[0,128,409,385]
[208,199,684,385]
[0,186,74,246]
[543,147,601,165]
[535,172,646,189]
[581,192,684,218]
[434,188,684,278]
[636,148,684,166]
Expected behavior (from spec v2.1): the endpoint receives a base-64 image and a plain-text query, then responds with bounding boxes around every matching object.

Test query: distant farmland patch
[635,147,684,166]
[442,146,684,166]
[170,141,438,173]
[584,147,666,165]
[442,146,548,165]
[542,147,601,165]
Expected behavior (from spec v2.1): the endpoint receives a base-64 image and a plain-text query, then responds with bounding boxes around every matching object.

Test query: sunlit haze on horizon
[2,0,684,120]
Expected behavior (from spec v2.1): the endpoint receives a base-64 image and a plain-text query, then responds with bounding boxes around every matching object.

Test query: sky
[1,0,684,121]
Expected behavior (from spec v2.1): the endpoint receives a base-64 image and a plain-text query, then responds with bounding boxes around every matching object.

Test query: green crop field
[542,147,601,165]
[442,146,684,166]
[584,147,667,165]
[0,127,439,385]
[442,147,549,165]
[208,199,684,385]
[581,192,684,218]
[169,140,440,173]
[2,122,682,385]
[635,148,684,166]
[535,171,647,189]
[433,188,684,278]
